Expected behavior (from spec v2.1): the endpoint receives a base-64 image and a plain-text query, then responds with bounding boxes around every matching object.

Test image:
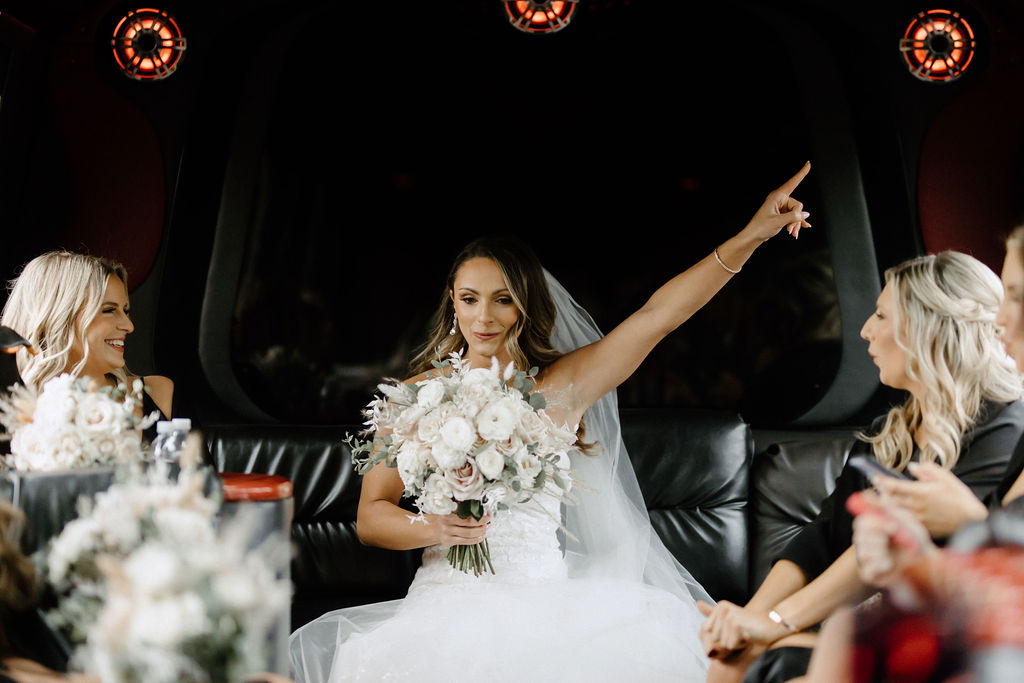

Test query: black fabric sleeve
[776,400,1024,582]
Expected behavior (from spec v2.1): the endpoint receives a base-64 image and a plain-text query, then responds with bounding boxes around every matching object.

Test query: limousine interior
[0,0,1022,677]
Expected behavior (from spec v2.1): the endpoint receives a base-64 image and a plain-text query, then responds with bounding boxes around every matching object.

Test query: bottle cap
[171,418,192,431]
[155,420,174,434]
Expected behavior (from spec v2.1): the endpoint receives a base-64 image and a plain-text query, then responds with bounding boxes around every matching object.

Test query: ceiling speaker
[899,9,976,83]
[111,8,187,81]
[503,1,578,34]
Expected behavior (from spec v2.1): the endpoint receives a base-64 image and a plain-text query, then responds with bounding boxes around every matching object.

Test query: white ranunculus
[211,567,258,612]
[31,375,78,428]
[418,473,457,515]
[123,544,181,597]
[128,592,208,648]
[431,441,467,471]
[475,444,505,480]
[395,440,430,487]
[152,507,216,547]
[415,379,446,410]
[482,482,509,513]
[444,459,486,501]
[476,398,517,442]
[514,447,543,484]
[463,365,500,390]
[439,416,476,453]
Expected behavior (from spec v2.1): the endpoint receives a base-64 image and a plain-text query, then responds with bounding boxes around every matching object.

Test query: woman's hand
[425,512,491,546]
[740,161,812,243]
[696,600,792,659]
[851,490,934,588]
[870,461,988,538]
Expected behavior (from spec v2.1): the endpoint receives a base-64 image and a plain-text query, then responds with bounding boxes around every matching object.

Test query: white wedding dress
[289,458,709,682]
[289,271,712,682]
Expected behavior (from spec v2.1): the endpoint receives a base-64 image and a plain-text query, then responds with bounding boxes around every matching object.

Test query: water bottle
[152,418,192,463]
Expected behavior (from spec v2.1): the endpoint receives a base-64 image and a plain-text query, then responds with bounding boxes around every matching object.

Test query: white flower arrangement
[0,373,158,472]
[349,352,578,575]
[37,459,291,682]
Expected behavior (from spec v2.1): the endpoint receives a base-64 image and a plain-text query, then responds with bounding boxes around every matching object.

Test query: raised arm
[543,162,811,420]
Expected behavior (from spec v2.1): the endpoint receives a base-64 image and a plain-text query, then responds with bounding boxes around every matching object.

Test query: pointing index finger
[777,161,811,196]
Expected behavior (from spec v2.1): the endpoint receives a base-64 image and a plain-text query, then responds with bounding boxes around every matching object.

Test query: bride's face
[451,257,520,367]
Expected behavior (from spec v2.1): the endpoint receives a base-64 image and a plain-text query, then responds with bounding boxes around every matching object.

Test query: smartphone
[848,455,916,481]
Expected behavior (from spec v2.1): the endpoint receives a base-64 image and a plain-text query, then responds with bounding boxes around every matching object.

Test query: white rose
[476,399,517,442]
[74,392,124,435]
[439,416,476,453]
[517,407,549,445]
[415,379,446,410]
[494,432,525,457]
[417,409,443,444]
[454,382,492,419]
[394,404,427,441]
[418,473,457,515]
[475,444,505,480]
[432,441,467,471]
[444,459,486,501]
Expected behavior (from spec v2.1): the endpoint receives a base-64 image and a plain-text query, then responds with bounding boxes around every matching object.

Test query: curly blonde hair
[863,251,1023,470]
[1,251,130,391]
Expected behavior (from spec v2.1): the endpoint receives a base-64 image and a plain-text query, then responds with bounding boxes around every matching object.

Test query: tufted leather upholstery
[620,408,752,604]
[204,409,762,629]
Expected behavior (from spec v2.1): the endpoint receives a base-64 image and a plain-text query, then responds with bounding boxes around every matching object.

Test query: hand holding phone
[848,455,916,482]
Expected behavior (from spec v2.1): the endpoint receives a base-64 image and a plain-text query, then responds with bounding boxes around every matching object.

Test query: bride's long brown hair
[409,236,595,453]
[409,235,564,377]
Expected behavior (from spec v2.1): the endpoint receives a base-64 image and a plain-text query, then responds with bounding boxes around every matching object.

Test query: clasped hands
[696,600,793,659]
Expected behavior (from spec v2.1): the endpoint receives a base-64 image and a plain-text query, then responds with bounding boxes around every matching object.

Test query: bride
[289,163,812,682]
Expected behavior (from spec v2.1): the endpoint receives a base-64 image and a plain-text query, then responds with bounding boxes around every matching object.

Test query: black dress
[140,377,170,445]
[743,400,1024,683]
[777,399,1024,580]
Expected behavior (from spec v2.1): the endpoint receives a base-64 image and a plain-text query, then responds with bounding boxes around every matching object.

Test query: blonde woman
[1,251,173,423]
[698,251,1024,682]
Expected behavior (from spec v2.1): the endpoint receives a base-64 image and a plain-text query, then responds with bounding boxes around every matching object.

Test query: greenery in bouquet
[35,462,291,682]
[348,352,577,576]
[0,373,159,471]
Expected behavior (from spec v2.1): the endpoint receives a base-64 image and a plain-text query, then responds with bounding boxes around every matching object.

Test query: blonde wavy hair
[1,251,130,391]
[862,251,1023,470]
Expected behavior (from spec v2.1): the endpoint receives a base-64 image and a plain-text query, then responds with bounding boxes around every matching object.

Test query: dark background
[1,0,1022,428]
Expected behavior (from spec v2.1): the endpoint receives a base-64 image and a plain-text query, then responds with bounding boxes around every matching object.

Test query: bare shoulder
[143,374,174,418]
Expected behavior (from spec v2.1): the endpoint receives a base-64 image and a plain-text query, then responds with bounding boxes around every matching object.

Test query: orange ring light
[899,9,976,83]
[111,8,186,80]
[503,1,577,34]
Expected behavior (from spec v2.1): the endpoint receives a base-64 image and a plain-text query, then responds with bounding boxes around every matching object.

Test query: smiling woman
[0,251,173,421]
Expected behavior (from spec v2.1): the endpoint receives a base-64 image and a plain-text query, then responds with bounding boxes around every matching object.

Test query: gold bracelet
[713,247,741,274]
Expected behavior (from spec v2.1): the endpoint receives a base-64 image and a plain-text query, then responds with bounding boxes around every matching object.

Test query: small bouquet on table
[0,373,158,472]
[349,352,578,576]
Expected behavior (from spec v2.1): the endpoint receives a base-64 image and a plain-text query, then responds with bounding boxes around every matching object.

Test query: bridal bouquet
[0,373,158,472]
[349,353,577,576]
[38,460,291,682]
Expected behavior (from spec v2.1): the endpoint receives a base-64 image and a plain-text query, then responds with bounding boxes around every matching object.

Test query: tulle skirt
[289,576,709,683]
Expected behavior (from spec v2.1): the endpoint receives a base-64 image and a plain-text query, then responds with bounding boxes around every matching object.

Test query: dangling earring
[449,314,458,336]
